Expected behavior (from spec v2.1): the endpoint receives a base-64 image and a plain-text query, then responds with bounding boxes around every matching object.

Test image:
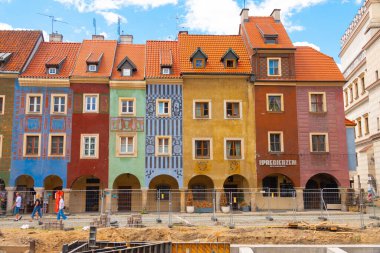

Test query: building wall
[297,85,349,187]
[255,85,300,187]
[109,87,146,188]
[0,78,15,187]
[145,84,183,188]
[67,83,109,188]
[10,81,72,187]
[253,53,296,80]
[183,77,256,189]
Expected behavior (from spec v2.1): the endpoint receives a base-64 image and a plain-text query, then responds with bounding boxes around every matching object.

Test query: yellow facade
[183,75,256,189]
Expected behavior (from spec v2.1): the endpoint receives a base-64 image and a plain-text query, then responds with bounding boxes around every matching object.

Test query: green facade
[108,88,146,188]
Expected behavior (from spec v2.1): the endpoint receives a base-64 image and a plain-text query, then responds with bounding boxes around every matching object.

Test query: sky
[0,0,364,65]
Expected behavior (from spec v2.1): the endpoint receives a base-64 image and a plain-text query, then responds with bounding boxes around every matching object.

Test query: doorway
[85,186,99,212]
[118,186,132,211]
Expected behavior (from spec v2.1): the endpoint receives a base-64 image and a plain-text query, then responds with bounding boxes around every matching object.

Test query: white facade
[340,0,380,193]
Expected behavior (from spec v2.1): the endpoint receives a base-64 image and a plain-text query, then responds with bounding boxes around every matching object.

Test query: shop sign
[258,160,297,167]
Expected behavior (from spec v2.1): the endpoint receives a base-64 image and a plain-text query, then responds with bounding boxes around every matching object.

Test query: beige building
[340,0,380,192]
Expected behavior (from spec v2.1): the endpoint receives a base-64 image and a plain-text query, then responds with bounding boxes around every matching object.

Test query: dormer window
[89,64,97,72]
[190,48,208,69]
[117,56,137,77]
[86,52,103,73]
[221,48,239,69]
[48,68,57,75]
[0,52,12,68]
[256,24,278,45]
[162,67,171,75]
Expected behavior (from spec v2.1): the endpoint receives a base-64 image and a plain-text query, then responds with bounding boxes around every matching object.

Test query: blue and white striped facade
[145,84,183,188]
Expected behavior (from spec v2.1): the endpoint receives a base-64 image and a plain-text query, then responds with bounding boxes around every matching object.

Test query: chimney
[119,34,133,44]
[270,9,281,23]
[49,33,63,42]
[240,8,249,23]
[179,31,188,35]
[92,34,105,40]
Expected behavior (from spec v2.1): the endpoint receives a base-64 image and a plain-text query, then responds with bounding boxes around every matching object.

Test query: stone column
[5,187,15,214]
[295,188,305,211]
[180,188,186,213]
[250,189,257,212]
[141,187,148,211]
[104,189,112,214]
[63,188,71,214]
[215,190,221,213]
[340,188,348,212]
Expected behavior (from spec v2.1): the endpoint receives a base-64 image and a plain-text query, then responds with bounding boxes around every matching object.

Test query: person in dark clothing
[30,194,42,221]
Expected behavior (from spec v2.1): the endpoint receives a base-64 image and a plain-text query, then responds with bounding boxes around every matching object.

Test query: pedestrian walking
[30,194,42,221]
[12,192,22,221]
[57,196,67,220]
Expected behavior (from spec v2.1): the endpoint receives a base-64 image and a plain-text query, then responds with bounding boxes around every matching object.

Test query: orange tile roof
[21,42,80,79]
[0,30,42,73]
[111,44,145,81]
[345,118,357,127]
[178,34,251,74]
[145,41,180,79]
[72,40,117,78]
[295,46,345,82]
[242,17,294,49]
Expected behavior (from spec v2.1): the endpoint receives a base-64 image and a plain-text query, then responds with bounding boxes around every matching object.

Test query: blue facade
[145,84,183,187]
[10,80,72,188]
[346,127,357,171]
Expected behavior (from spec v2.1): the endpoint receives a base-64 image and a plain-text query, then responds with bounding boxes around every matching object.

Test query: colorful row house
[0,7,351,213]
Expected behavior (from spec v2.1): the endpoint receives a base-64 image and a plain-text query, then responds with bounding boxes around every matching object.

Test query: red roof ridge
[345,118,357,126]
[82,39,118,42]
[296,46,335,60]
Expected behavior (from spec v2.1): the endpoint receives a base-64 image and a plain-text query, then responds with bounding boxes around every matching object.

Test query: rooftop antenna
[243,0,246,8]
[37,13,68,34]
[93,18,97,35]
[117,17,121,42]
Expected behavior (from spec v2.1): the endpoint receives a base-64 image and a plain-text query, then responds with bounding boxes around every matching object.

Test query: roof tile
[178,34,251,74]
[145,41,180,79]
[21,42,80,79]
[111,44,145,81]
[0,30,42,73]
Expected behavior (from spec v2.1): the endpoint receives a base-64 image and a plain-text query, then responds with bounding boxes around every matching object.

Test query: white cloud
[54,0,177,12]
[0,0,12,3]
[355,0,362,4]
[182,0,326,35]
[337,63,343,71]
[99,31,109,38]
[182,0,241,34]
[293,41,321,51]
[96,11,127,25]
[0,22,49,41]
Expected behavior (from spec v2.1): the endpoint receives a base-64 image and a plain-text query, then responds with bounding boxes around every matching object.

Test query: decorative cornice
[146,78,183,84]
[70,76,109,84]
[345,94,369,114]
[342,50,366,78]
[254,81,296,86]
[340,13,370,57]
[19,78,70,87]
[0,73,18,78]
[366,78,380,91]
[363,29,380,50]
[109,80,146,89]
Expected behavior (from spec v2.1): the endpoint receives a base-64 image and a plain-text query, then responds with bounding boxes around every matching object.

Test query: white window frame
[83,93,99,113]
[308,92,327,113]
[116,133,137,157]
[48,67,57,75]
[26,93,43,114]
[224,138,244,160]
[155,136,172,156]
[268,131,284,153]
[119,97,136,116]
[23,134,41,157]
[0,135,3,158]
[162,68,170,75]
[0,95,5,115]
[224,100,242,120]
[193,99,212,119]
[156,99,171,117]
[88,64,97,72]
[267,58,281,77]
[122,68,132,77]
[266,93,284,112]
[309,133,329,153]
[192,138,213,160]
[48,133,66,157]
[80,134,99,159]
[50,94,67,115]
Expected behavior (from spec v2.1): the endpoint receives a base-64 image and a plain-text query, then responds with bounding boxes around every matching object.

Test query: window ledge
[310,152,329,154]
[309,111,327,115]
[194,157,211,160]
[116,154,137,158]
[23,155,40,158]
[267,111,284,114]
[80,156,99,159]
[268,151,284,154]
[194,117,211,120]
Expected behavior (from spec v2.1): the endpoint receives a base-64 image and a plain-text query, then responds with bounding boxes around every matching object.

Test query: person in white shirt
[12,192,22,221]
[57,196,67,220]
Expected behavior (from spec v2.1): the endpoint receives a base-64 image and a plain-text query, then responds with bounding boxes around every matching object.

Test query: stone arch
[148,175,179,212]
[70,175,102,213]
[112,173,141,189]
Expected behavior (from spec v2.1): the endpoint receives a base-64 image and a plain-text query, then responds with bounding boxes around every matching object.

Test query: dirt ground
[1,225,380,253]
